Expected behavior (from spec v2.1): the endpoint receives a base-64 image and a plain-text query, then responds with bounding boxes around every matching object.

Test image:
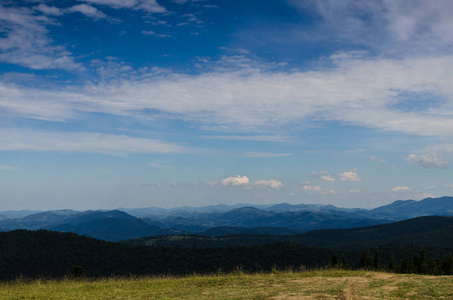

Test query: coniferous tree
[400,257,411,274]
[388,253,396,272]
[400,248,416,274]
[331,253,339,268]
[415,248,428,274]
[340,254,349,270]
[442,253,453,275]
[359,249,373,270]
[373,248,382,271]
[427,257,440,275]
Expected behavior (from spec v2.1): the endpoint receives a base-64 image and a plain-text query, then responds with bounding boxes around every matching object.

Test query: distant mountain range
[0,196,452,242]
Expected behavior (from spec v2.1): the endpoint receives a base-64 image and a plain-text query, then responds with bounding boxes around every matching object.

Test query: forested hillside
[0,230,334,280]
[124,216,453,250]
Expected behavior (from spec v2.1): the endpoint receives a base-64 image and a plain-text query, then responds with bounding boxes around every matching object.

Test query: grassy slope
[1,270,452,299]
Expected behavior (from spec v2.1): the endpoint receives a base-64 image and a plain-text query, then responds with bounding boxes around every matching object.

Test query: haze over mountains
[0,196,452,242]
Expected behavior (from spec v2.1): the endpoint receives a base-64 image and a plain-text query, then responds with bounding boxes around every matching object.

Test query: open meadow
[1,270,452,299]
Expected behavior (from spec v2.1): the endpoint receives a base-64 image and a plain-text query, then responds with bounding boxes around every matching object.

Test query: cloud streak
[3,54,453,140]
[0,129,187,155]
[406,152,448,169]
[0,5,81,70]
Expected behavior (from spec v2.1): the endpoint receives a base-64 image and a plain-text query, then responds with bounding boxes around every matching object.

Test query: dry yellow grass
[0,270,452,299]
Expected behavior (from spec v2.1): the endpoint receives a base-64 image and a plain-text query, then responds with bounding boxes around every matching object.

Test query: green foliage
[69,265,85,280]
[395,248,453,275]
[0,230,335,280]
[125,216,453,251]
[388,253,396,272]
[330,253,339,268]
[442,253,453,275]
[373,248,383,271]
[359,249,373,270]
[340,254,349,270]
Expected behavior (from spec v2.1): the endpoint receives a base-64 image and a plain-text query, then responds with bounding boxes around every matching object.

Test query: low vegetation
[1,270,452,299]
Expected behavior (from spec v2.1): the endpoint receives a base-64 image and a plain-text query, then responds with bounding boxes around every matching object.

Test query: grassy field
[1,269,452,299]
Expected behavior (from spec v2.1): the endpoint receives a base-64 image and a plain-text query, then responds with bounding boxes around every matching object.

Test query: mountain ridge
[0,196,452,242]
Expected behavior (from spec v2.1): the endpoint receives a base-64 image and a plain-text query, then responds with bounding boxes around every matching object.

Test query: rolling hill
[124,216,453,250]
[1,196,452,242]
[0,229,335,280]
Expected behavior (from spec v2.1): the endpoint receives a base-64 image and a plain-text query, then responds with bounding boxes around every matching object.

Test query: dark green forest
[1,228,453,280]
[123,216,453,250]
[0,230,335,280]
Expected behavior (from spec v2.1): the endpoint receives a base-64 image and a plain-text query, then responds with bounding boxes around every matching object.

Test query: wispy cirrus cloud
[0,5,81,70]
[68,4,107,19]
[406,152,448,169]
[80,0,166,13]
[288,0,453,55]
[4,54,453,139]
[142,30,172,38]
[0,129,187,155]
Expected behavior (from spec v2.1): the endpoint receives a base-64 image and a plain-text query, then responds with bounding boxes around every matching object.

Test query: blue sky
[1,0,453,210]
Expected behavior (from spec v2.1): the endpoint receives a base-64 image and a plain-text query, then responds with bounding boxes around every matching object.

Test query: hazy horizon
[1,1,453,211]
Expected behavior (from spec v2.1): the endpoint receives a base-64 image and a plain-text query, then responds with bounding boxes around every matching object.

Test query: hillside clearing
[1,270,452,299]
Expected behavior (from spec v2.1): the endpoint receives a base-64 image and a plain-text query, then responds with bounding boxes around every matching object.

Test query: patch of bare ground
[272,272,430,300]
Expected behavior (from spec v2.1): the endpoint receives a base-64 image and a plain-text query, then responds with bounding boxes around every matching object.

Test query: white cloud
[69,4,107,19]
[290,0,453,55]
[302,185,321,191]
[338,171,361,182]
[80,0,166,13]
[219,175,282,189]
[0,5,80,69]
[4,52,453,144]
[321,175,336,182]
[0,129,187,155]
[391,186,412,192]
[253,180,283,189]
[141,31,172,38]
[302,184,335,194]
[406,152,448,169]
[14,55,453,136]
[242,152,292,158]
[34,4,63,15]
[221,175,250,186]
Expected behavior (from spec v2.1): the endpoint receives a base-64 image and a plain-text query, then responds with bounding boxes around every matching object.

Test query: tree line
[331,247,453,275]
